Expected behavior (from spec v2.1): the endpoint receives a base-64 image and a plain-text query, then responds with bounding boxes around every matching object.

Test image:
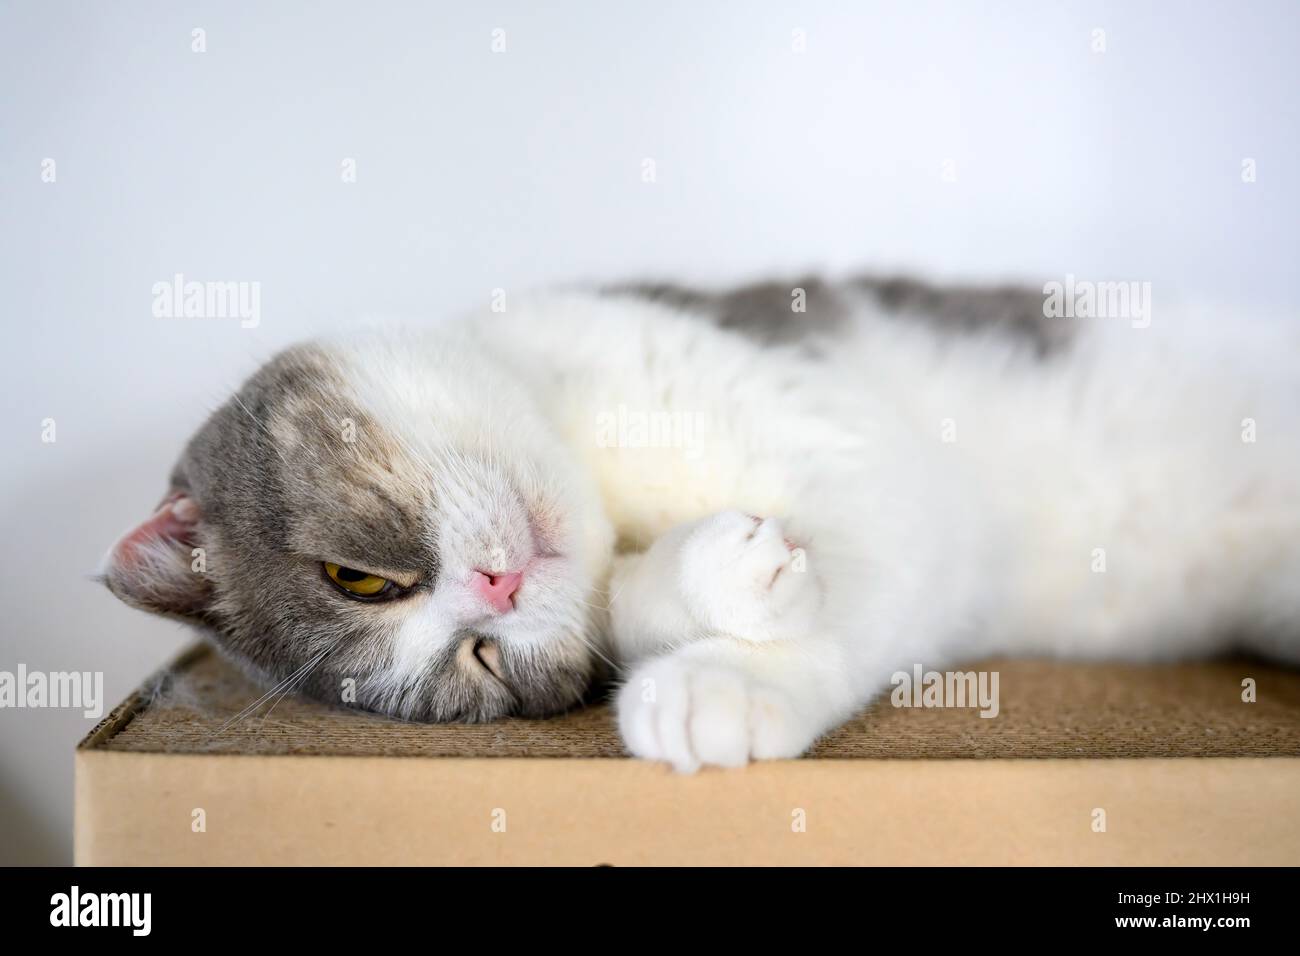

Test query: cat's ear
[101,492,213,618]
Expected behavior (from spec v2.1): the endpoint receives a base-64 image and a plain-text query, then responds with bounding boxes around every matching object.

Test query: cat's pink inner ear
[103,492,210,617]
[110,493,200,568]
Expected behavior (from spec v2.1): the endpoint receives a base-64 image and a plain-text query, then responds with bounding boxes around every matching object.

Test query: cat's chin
[345,643,597,723]
[475,639,603,720]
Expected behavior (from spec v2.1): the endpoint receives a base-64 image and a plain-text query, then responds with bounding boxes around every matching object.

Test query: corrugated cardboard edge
[76,642,213,751]
[76,752,1300,865]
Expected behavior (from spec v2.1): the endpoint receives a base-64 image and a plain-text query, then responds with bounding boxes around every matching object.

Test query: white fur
[341,292,1300,768]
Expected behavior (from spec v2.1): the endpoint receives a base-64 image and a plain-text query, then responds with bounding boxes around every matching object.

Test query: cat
[101,276,1300,770]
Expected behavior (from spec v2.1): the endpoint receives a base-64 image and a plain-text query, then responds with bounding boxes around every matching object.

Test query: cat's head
[101,334,615,721]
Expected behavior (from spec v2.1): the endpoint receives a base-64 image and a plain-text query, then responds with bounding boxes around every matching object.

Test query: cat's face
[102,336,615,721]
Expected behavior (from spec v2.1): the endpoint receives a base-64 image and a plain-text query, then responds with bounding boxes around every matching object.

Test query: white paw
[617,653,816,772]
[677,511,817,641]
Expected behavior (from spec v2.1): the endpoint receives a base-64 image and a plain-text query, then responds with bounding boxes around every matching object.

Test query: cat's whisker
[261,638,345,723]
[569,630,619,674]
[212,642,337,735]
[214,662,323,735]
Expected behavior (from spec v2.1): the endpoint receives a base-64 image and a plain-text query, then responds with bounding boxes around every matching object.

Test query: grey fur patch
[607,276,851,347]
[853,275,1072,356]
[608,274,1072,356]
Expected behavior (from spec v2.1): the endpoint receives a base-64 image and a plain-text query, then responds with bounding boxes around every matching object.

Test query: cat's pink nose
[471,570,523,613]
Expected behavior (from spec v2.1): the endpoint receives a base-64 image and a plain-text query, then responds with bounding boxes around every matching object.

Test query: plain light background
[1,1,1297,865]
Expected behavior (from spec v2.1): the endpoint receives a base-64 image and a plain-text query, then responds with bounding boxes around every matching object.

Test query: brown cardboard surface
[75,645,1300,865]
[87,645,1300,759]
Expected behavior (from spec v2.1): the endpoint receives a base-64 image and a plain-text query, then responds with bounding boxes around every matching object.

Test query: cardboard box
[76,645,1300,865]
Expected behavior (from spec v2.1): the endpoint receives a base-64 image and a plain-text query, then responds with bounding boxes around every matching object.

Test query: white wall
[1,0,1296,863]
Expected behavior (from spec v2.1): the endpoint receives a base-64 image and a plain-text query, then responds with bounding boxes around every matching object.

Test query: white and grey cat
[102,277,1300,770]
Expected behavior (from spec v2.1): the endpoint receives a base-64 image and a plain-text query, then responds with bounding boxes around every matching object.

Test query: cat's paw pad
[678,510,816,641]
[617,655,812,772]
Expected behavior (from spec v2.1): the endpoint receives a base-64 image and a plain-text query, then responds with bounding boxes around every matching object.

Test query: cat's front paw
[677,510,818,642]
[617,652,815,772]
[607,509,822,665]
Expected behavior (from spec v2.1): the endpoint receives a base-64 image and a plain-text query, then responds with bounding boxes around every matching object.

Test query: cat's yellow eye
[324,562,391,598]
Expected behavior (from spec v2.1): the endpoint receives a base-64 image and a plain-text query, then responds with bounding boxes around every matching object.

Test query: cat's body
[103,277,1300,769]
